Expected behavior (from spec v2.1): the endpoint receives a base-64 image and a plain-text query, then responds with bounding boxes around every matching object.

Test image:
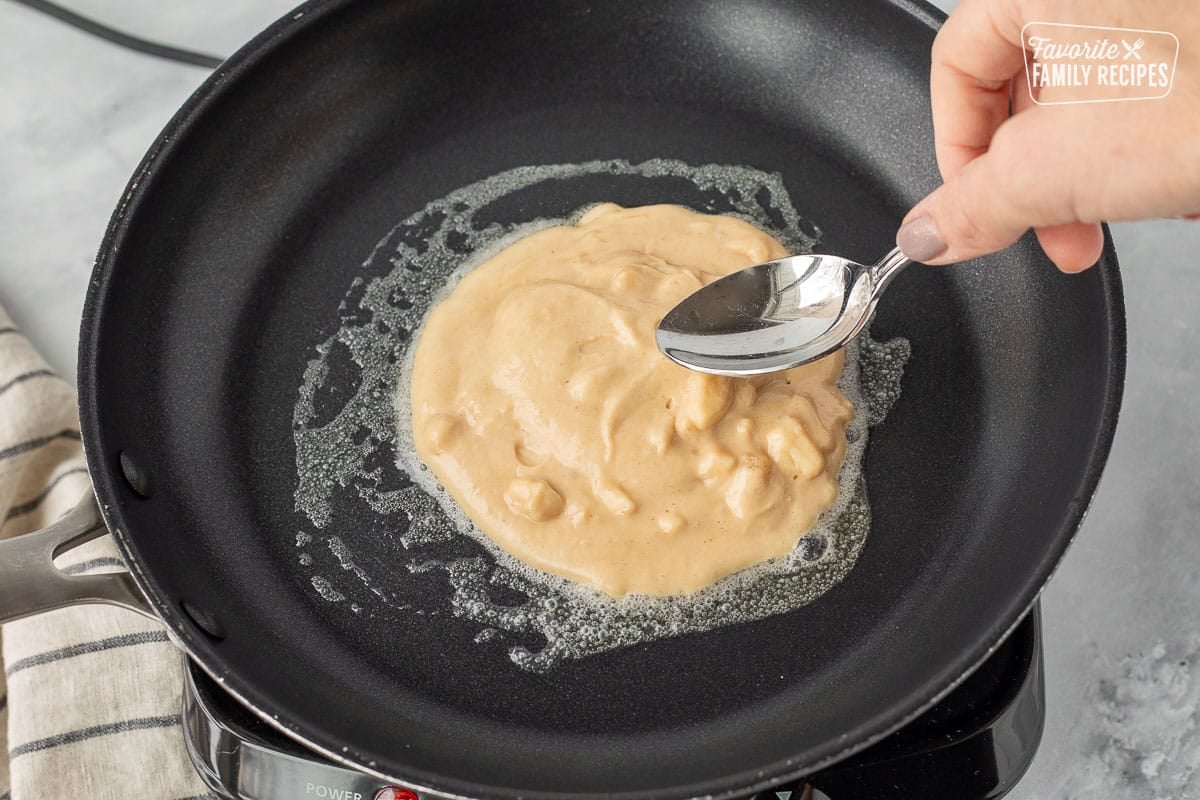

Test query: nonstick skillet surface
[79,0,1124,797]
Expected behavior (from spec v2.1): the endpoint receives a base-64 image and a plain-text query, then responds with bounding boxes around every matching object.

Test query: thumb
[897,107,1103,270]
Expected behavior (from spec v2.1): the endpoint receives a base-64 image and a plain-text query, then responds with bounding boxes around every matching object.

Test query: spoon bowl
[656,247,910,375]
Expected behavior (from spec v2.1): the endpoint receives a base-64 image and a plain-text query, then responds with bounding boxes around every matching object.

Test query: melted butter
[410,203,855,597]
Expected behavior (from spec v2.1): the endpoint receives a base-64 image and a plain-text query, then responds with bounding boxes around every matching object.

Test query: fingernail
[896,215,947,263]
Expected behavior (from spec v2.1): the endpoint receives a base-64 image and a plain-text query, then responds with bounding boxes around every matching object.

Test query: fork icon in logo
[1122,38,1145,60]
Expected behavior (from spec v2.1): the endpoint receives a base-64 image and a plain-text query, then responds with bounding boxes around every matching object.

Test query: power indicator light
[374,788,419,800]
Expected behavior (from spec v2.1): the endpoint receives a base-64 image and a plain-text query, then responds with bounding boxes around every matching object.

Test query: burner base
[183,607,1043,800]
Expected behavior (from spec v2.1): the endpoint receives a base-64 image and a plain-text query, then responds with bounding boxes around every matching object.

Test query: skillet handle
[0,492,156,623]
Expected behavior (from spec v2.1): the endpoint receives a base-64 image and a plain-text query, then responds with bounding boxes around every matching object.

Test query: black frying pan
[0,0,1124,797]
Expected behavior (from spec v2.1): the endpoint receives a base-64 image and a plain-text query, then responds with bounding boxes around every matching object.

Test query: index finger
[930,0,1027,181]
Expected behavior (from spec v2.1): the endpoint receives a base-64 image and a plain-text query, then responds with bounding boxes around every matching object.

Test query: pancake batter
[409,203,855,597]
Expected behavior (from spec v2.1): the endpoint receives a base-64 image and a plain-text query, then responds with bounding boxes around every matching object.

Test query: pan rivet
[118,451,153,498]
[182,601,226,640]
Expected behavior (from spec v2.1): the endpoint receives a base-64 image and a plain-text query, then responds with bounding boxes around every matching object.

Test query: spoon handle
[869,247,912,292]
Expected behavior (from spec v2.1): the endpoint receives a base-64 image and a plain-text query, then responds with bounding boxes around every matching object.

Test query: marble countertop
[2,1,1198,798]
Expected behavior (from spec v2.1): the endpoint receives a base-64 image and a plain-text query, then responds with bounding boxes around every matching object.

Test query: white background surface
[2,1,1200,797]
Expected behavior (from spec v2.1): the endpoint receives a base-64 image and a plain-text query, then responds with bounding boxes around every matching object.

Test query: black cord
[7,0,224,69]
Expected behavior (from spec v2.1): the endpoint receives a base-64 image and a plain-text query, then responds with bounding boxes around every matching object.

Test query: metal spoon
[656,246,911,376]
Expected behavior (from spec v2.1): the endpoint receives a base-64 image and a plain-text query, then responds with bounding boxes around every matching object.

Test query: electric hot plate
[183,607,1044,800]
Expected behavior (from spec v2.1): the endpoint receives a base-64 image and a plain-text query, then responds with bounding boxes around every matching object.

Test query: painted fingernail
[896,215,947,263]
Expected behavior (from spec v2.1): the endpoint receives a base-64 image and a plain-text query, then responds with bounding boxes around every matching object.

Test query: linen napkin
[0,306,211,800]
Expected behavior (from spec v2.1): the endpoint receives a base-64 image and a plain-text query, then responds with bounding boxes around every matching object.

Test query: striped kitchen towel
[0,306,211,800]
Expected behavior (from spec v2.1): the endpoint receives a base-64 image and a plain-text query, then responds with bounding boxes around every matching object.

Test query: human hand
[896,0,1200,272]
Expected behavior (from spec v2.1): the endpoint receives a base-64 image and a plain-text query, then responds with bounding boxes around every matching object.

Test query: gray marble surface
[2,1,1199,798]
